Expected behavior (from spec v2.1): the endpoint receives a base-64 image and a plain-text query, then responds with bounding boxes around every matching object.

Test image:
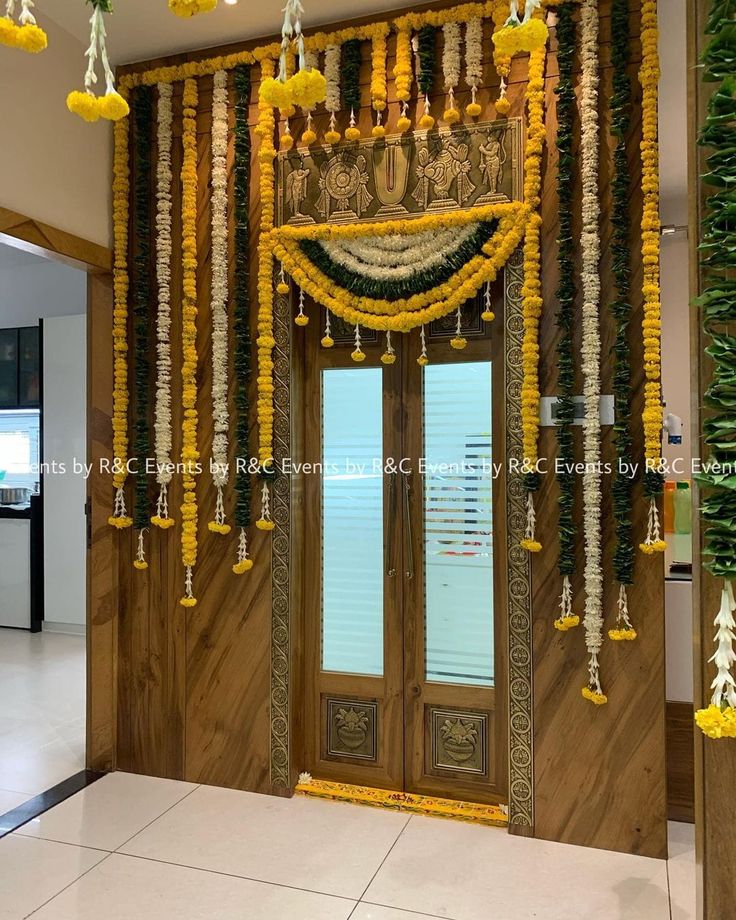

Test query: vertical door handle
[403,471,414,580]
[386,472,397,577]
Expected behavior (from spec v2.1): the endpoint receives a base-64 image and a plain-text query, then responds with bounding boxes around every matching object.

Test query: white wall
[0,245,87,327]
[660,233,692,471]
[43,314,86,630]
[0,17,111,248]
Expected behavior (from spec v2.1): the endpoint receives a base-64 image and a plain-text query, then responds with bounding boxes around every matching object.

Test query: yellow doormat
[295,778,508,827]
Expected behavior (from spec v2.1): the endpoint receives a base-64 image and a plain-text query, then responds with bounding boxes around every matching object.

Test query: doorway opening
[300,293,507,806]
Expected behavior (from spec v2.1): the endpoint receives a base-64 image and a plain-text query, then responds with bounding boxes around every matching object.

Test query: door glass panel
[322,368,384,676]
[423,361,493,687]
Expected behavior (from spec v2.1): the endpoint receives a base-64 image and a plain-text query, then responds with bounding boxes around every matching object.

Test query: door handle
[386,472,397,578]
[403,471,414,580]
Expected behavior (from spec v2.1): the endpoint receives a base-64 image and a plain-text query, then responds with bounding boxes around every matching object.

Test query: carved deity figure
[285,166,310,221]
[478,137,507,197]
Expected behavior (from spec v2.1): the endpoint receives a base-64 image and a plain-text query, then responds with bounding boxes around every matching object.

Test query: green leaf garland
[342,39,362,114]
[132,85,153,532]
[418,25,437,98]
[553,0,577,580]
[234,65,252,530]
[609,0,635,588]
[697,4,736,579]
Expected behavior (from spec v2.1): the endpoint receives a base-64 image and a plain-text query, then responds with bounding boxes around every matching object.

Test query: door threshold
[295,777,508,827]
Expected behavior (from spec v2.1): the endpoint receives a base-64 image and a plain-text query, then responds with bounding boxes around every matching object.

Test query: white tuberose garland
[442,21,461,119]
[579,0,605,705]
[209,69,231,534]
[152,82,174,529]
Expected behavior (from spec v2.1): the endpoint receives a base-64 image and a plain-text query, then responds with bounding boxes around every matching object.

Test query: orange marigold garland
[109,104,132,530]
[180,77,200,607]
[638,0,666,554]
[520,38,547,554]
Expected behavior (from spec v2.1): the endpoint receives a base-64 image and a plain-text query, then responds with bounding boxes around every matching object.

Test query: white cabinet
[0,518,31,628]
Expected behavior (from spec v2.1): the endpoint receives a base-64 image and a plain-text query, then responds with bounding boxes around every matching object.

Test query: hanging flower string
[151,82,175,530]
[321,310,334,348]
[481,281,494,322]
[370,27,389,136]
[494,0,548,58]
[490,0,511,115]
[579,0,606,706]
[132,86,153,570]
[464,17,483,117]
[180,76,200,608]
[638,0,666,553]
[257,480,275,531]
[259,1,326,113]
[208,69,232,537]
[441,21,461,124]
[109,98,132,530]
[418,325,429,367]
[394,26,413,132]
[519,36,547,554]
[67,0,128,123]
[0,0,47,52]
[342,39,362,141]
[416,25,437,130]
[233,64,253,575]
[324,43,342,143]
[381,331,396,365]
[608,0,637,640]
[552,0,578,632]
[352,324,365,363]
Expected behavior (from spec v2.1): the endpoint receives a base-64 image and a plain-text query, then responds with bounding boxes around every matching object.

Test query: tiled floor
[0,630,86,807]
[0,771,695,920]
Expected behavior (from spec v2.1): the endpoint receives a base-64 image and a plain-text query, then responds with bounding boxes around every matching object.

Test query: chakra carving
[316,152,373,222]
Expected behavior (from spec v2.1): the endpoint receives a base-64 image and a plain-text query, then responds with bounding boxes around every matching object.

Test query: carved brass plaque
[277,119,522,228]
[326,698,378,761]
[431,708,488,776]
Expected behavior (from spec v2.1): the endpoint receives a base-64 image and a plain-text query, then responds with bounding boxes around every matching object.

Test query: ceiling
[40,0,416,66]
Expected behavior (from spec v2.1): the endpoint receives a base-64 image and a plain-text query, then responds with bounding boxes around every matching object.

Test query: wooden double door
[301,301,507,804]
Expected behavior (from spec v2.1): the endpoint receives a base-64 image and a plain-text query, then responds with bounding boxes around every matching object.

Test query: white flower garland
[152,81,174,529]
[321,225,477,278]
[709,584,736,710]
[465,17,483,110]
[579,0,605,705]
[324,43,341,137]
[442,21,462,119]
[209,69,231,534]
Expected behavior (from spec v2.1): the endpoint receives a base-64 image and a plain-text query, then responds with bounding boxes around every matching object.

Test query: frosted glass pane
[322,368,384,676]
[424,362,494,687]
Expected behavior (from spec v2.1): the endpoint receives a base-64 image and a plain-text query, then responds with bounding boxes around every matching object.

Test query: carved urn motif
[335,707,369,750]
[440,718,479,764]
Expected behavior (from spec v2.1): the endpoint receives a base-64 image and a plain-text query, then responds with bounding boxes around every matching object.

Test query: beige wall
[0,17,111,248]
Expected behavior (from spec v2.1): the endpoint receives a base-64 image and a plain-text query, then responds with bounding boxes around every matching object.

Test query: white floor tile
[353,906,444,920]
[668,821,696,920]
[17,771,198,851]
[0,741,84,798]
[0,834,104,920]
[31,853,356,920]
[364,815,671,920]
[120,786,409,900]
[0,788,31,814]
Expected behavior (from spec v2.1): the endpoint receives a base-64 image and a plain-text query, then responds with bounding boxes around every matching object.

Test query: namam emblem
[413,140,475,211]
[317,151,373,222]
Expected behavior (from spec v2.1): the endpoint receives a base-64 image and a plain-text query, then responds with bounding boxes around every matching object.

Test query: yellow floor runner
[295,778,508,827]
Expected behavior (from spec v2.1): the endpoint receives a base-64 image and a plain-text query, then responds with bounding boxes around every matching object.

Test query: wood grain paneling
[667,701,695,824]
[110,0,667,857]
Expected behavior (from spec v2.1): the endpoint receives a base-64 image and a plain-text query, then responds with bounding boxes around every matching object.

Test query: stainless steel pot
[0,487,32,506]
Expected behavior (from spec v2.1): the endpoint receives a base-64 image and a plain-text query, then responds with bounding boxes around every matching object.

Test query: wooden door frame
[0,208,116,774]
[291,245,534,827]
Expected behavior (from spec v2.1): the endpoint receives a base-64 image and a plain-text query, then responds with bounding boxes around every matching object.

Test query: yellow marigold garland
[180,77,200,607]
[490,0,511,115]
[0,2,47,53]
[370,26,389,136]
[519,40,547,553]
[169,0,217,16]
[638,0,666,554]
[257,58,277,470]
[109,107,132,530]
